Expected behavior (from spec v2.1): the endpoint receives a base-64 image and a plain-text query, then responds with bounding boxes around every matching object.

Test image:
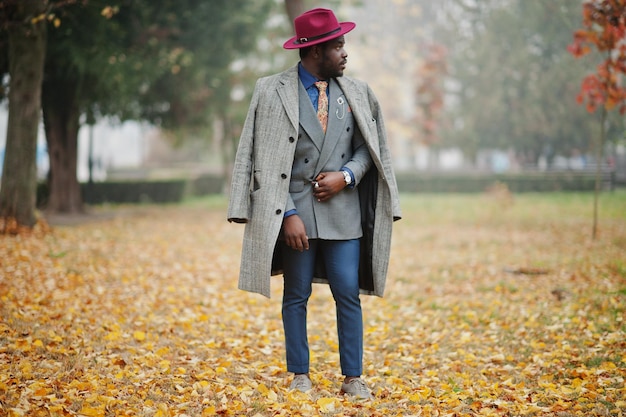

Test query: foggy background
[1,0,625,183]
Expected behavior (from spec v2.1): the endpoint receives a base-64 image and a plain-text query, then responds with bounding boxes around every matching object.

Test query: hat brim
[283,22,355,49]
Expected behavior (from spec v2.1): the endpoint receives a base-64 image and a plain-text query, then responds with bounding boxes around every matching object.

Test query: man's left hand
[312,171,346,202]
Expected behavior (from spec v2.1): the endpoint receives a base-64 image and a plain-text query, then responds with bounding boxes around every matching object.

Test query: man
[228,8,401,399]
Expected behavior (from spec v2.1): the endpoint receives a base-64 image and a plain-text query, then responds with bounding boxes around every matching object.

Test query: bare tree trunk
[592,106,606,240]
[284,0,306,27]
[0,0,47,232]
[41,74,84,213]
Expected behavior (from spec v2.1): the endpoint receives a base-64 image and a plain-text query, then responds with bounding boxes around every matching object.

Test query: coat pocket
[252,169,262,192]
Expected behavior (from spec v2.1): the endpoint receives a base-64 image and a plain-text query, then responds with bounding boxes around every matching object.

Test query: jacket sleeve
[344,125,372,185]
[285,194,296,213]
[227,80,261,223]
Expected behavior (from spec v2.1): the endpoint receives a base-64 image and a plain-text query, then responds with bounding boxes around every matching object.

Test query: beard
[319,53,345,79]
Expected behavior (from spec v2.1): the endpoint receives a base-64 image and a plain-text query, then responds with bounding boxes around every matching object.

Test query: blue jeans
[281,238,363,377]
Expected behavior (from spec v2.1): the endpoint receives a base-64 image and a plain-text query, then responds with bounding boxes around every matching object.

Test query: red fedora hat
[283,8,355,49]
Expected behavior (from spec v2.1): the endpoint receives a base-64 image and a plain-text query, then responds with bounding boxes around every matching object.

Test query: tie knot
[315,81,328,92]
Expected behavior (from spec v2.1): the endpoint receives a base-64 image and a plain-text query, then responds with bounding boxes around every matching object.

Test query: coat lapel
[276,66,300,133]
[336,77,366,137]
[314,79,348,174]
[298,82,324,151]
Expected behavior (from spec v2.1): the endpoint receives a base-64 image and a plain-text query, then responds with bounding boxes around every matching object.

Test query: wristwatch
[342,170,352,185]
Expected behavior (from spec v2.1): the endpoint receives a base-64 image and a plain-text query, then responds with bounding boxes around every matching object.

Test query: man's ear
[312,45,322,59]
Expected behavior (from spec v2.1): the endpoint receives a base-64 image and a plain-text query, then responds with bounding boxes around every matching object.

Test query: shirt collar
[298,62,322,90]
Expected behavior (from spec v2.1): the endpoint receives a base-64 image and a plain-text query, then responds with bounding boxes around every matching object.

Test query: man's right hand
[283,214,309,252]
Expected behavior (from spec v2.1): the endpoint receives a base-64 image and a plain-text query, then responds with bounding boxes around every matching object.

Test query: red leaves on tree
[568,0,626,114]
[415,43,448,145]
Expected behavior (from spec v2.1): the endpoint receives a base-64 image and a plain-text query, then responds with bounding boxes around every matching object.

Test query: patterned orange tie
[315,81,329,133]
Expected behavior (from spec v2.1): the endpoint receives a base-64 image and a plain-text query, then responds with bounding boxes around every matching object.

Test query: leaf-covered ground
[1,192,625,417]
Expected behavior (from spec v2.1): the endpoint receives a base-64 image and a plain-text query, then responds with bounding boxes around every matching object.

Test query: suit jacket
[285,77,371,240]
[228,64,401,298]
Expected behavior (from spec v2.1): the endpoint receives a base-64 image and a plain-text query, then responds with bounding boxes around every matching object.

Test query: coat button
[289,136,295,143]
[281,173,287,179]
[304,158,309,163]
[276,209,282,215]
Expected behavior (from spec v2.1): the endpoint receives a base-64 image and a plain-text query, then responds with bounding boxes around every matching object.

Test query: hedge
[34,171,614,207]
[395,171,614,193]
[36,175,224,207]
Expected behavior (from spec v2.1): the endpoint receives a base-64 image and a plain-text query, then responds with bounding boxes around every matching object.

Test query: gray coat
[228,65,401,298]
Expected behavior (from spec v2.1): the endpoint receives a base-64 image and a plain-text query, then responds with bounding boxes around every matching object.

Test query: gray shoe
[289,374,312,392]
[340,378,373,399]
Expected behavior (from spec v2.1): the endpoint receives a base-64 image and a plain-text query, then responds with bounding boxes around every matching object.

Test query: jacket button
[304,158,309,163]
[276,209,282,215]
[289,136,295,143]
[281,173,287,179]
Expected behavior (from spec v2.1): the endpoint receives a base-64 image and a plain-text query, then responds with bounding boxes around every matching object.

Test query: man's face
[318,36,348,79]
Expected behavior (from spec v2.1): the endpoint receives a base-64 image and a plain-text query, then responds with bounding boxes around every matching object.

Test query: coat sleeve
[367,85,402,222]
[227,80,261,223]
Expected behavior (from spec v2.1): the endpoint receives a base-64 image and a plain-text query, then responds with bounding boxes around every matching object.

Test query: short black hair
[299,39,334,59]
[299,46,313,59]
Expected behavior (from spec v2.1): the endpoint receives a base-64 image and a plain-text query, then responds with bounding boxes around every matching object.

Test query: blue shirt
[298,62,329,111]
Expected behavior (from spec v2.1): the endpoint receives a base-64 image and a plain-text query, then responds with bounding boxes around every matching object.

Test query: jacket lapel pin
[336,97,346,120]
